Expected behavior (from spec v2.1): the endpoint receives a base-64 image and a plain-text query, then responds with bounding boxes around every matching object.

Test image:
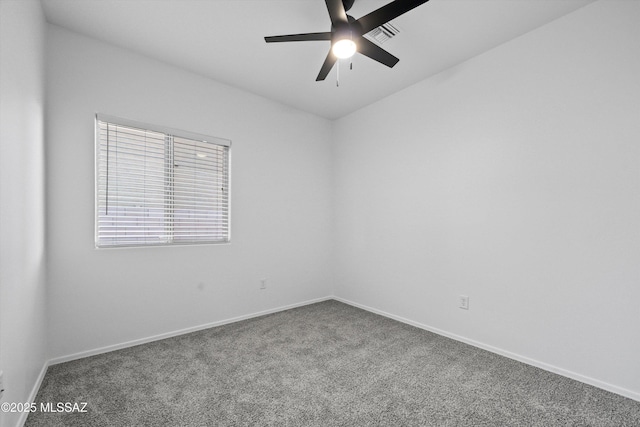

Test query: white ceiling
[41,0,595,120]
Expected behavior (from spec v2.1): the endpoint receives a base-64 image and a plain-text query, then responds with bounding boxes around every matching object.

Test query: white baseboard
[48,296,332,366]
[332,295,640,403]
[17,361,50,427]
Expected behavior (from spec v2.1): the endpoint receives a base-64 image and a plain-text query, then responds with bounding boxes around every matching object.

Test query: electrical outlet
[260,279,267,290]
[459,295,469,310]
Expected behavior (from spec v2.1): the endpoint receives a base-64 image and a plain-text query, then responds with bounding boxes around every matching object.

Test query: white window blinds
[96,115,230,247]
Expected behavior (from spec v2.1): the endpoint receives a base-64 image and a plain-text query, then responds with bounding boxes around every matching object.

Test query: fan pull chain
[336,60,340,87]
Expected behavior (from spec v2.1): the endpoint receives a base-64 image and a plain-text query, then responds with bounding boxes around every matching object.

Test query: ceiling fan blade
[343,0,355,12]
[355,0,431,35]
[265,32,332,43]
[316,50,338,81]
[325,0,348,27]
[357,37,399,68]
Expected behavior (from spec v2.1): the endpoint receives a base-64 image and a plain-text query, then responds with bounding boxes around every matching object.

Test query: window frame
[94,113,231,248]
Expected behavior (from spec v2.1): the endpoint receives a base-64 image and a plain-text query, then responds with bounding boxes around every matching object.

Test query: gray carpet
[26,300,640,426]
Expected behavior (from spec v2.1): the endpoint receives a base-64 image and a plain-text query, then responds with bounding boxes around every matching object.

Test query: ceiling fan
[264,0,430,81]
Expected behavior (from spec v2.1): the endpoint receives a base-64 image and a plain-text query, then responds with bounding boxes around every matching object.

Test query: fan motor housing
[332,15,362,42]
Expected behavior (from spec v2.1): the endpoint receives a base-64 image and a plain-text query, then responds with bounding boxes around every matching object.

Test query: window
[95,114,230,247]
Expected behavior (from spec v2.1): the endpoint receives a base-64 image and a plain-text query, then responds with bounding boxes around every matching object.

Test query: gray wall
[0,1,48,426]
[333,0,640,398]
[45,26,334,360]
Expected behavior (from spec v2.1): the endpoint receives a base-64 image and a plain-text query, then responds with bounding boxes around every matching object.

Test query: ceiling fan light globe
[332,39,357,59]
